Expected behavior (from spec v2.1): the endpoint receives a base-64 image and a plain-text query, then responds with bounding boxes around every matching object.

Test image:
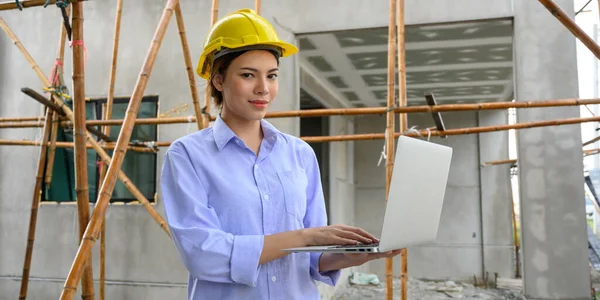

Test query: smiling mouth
[249,100,269,104]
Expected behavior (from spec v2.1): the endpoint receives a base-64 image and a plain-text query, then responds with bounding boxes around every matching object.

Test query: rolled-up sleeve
[300,144,341,286]
[161,143,264,287]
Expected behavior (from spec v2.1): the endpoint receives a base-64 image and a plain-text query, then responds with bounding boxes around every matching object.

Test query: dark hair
[209,49,281,109]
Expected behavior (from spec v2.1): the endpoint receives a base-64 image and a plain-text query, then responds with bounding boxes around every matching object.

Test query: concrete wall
[353,111,513,281]
[478,111,515,279]
[513,0,592,298]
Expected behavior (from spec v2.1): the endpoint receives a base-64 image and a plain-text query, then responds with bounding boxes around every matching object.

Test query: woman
[161,8,401,300]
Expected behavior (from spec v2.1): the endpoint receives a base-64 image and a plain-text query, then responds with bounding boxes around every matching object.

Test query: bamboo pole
[585,148,600,156]
[0,139,157,152]
[583,134,600,147]
[385,0,396,298]
[98,105,108,300]
[59,1,178,297]
[483,159,517,166]
[202,0,219,128]
[255,0,261,14]
[0,0,85,11]
[45,3,70,187]
[0,14,170,246]
[100,0,123,297]
[509,178,520,278]
[7,97,600,127]
[299,114,600,143]
[0,116,42,122]
[174,2,203,130]
[0,121,45,128]
[19,4,70,298]
[18,109,53,300]
[71,3,95,298]
[396,0,408,298]
[538,0,600,60]
[7,116,600,150]
[45,111,59,185]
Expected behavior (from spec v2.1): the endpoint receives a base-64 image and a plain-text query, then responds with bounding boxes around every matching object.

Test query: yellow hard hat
[196,8,299,80]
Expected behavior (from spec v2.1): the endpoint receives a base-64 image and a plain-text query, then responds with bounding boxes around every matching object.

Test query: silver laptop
[283,135,453,253]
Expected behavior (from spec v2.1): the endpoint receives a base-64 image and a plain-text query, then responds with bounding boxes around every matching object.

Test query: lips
[249,100,269,109]
[248,100,268,104]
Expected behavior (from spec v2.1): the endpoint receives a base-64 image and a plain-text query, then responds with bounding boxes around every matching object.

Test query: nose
[254,77,269,95]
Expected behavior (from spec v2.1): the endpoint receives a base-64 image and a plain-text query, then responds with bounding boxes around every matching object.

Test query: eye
[268,74,278,80]
[240,73,254,78]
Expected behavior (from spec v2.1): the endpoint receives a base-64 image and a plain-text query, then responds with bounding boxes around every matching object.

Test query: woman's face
[213,50,279,122]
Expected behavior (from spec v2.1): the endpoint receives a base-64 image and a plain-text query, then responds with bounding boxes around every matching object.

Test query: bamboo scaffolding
[384,0,396,298]
[0,0,85,11]
[7,115,600,152]
[6,97,600,128]
[0,139,157,152]
[538,0,600,60]
[19,5,70,298]
[20,87,112,142]
[397,0,408,299]
[71,3,95,298]
[45,3,70,188]
[100,0,123,297]
[18,109,52,300]
[174,2,203,130]
[0,14,170,250]
[59,1,178,298]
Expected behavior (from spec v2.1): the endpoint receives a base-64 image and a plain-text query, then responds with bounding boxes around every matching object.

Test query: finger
[336,229,374,244]
[342,226,379,242]
[332,236,362,245]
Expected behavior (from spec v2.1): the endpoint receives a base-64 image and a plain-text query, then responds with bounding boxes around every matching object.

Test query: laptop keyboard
[334,242,379,249]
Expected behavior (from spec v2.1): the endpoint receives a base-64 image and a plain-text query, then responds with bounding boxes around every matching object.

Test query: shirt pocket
[277,169,308,224]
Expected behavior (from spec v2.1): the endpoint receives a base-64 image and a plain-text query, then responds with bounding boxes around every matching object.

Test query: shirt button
[271,276,277,282]
[264,194,269,200]
[254,164,258,169]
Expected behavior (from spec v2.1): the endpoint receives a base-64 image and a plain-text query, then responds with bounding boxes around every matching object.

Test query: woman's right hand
[302,224,379,246]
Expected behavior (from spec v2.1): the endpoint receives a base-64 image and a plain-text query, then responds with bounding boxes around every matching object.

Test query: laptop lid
[378,136,453,252]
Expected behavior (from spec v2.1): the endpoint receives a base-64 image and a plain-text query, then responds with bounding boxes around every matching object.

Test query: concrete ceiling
[297,19,514,108]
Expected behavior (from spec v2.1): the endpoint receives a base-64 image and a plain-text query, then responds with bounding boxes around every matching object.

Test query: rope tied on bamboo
[14,0,23,10]
[377,126,432,167]
[377,128,389,167]
[144,141,159,153]
[49,59,64,86]
[403,125,432,142]
[39,0,70,8]
[43,85,71,102]
[69,40,88,67]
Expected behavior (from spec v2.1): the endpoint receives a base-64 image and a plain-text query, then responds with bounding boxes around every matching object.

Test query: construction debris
[333,278,526,300]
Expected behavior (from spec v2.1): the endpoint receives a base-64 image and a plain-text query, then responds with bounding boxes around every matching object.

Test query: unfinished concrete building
[0,0,595,299]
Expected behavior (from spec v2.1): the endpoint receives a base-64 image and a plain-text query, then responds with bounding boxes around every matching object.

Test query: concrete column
[478,110,515,278]
[514,0,591,298]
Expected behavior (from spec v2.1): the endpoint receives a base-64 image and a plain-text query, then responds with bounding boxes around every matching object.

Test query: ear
[212,74,224,92]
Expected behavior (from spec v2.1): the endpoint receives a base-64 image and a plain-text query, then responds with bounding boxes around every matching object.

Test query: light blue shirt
[161,115,340,300]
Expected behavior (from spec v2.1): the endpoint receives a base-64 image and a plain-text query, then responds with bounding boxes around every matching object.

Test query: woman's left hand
[341,249,404,267]
[319,249,404,272]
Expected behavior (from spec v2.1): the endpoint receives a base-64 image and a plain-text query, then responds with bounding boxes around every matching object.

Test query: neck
[220,111,263,144]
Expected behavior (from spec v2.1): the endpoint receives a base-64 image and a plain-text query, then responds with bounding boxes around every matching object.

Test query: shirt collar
[212,114,286,151]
